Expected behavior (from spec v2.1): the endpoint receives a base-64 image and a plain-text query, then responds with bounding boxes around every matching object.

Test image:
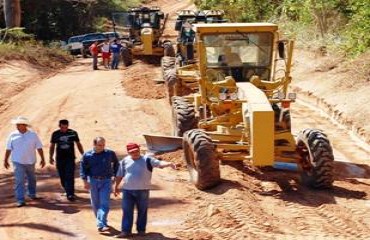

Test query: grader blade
[143,134,183,152]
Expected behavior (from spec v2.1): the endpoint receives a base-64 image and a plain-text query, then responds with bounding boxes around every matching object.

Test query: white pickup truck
[65,34,85,55]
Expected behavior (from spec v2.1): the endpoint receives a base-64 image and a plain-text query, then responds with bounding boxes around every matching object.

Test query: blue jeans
[121,189,149,233]
[89,178,112,228]
[13,162,36,203]
[111,53,120,69]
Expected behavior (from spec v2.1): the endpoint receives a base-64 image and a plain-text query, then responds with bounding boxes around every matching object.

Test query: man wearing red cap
[113,142,176,238]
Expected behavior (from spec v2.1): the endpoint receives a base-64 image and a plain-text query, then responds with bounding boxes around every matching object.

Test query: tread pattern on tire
[161,57,177,103]
[183,129,220,190]
[121,47,133,67]
[163,41,175,57]
[172,97,197,136]
[296,128,334,188]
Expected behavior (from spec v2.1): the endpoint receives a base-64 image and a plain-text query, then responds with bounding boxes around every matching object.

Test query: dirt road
[1,0,370,239]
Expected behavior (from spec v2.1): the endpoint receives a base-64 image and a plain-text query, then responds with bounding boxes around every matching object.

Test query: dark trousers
[92,54,98,70]
[121,189,149,233]
[56,159,75,196]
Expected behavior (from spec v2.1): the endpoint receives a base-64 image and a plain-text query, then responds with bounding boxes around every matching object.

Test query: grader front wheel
[296,129,334,189]
[121,47,133,67]
[183,129,220,190]
[171,97,197,137]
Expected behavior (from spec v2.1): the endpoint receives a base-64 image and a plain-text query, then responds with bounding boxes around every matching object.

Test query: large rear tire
[296,129,334,189]
[183,129,220,190]
[163,41,175,57]
[121,47,133,67]
[161,57,177,103]
[172,97,197,136]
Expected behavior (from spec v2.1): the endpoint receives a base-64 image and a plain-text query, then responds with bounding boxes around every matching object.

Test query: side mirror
[278,41,285,59]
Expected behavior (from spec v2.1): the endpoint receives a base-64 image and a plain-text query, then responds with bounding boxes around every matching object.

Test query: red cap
[126,143,140,153]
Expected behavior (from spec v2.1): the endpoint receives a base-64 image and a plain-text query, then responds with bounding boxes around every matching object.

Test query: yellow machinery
[112,6,175,66]
[174,10,226,66]
[146,23,335,190]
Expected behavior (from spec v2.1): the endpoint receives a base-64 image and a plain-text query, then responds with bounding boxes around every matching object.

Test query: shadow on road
[0,223,77,237]
[219,161,367,207]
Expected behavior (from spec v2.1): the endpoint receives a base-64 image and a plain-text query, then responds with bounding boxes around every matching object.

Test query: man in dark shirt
[80,137,119,232]
[49,119,84,201]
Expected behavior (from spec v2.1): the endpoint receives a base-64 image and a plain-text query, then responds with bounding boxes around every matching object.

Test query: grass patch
[0,42,73,68]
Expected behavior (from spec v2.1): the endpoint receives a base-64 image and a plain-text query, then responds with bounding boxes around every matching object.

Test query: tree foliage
[195,0,370,55]
[1,0,141,41]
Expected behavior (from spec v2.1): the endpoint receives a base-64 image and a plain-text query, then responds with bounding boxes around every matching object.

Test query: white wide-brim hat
[11,116,31,126]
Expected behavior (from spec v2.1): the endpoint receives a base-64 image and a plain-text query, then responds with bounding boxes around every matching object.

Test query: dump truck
[112,6,174,66]
[145,23,335,190]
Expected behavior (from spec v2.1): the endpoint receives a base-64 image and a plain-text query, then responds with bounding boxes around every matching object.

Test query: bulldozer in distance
[145,22,335,190]
[112,6,175,66]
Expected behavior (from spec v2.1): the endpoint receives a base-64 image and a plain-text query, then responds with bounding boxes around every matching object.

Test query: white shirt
[101,43,110,53]
[6,130,43,164]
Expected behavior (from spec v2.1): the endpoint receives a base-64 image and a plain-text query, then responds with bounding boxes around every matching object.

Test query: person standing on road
[99,39,111,69]
[113,143,177,238]
[89,40,99,70]
[3,116,45,207]
[110,39,122,69]
[49,119,84,201]
[80,137,119,232]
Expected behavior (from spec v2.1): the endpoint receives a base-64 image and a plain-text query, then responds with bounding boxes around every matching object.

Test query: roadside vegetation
[0,0,368,66]
[0,0,141,67]
[195,0,370,57]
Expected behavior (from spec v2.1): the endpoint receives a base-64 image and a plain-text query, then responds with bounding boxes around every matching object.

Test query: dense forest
[0,0,141,41]
[1,0,369,56]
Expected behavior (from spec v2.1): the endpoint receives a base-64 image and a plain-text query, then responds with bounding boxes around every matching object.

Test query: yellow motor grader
[145,23,334,190]
[112,6,175,66]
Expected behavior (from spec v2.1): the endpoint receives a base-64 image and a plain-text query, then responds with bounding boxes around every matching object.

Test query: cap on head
[126,143,140,153]
[11,116,31,126]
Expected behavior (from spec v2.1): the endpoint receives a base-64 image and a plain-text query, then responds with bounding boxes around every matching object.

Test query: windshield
[203,32,273,67]
[83,34,106,41]
[68,36,83,43]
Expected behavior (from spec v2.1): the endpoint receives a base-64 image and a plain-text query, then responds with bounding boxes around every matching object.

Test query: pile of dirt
[155,149,186,170]
[121,60,166,99]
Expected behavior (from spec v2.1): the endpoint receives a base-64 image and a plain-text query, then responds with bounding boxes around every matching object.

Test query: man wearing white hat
[3,116,45,207]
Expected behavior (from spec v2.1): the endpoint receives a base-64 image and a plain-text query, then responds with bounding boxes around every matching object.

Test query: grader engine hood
[141,27,154,55]
[238,82,274,166]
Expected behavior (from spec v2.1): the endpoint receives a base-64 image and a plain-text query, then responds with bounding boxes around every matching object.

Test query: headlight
[229,93,238,100]
[288,93,296,100]
[219,93,227,100]
[277,91,285,100]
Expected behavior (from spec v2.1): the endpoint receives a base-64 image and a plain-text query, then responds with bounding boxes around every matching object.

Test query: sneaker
[98,226,110,232]
[16,202,26,207]
[114,232,131,238]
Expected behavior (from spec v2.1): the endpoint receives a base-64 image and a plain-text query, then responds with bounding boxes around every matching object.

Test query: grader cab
[174,10,226,66]
[112,6,174,66]
[147,23,334,190]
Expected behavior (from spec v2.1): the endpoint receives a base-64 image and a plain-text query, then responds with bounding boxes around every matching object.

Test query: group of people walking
[3,116,176,238]
[89,38,123,70]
